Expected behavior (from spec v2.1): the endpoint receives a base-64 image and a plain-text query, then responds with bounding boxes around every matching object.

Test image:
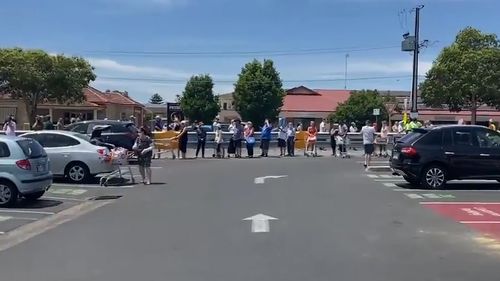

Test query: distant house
[0,87,145,129]
[280,86,351,125]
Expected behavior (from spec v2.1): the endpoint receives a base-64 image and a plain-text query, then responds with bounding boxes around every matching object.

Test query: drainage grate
[90,195,123,201]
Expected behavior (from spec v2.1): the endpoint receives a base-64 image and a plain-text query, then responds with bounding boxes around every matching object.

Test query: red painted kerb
[423,202,500,239]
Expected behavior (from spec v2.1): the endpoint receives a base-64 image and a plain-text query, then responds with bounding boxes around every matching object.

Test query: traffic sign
[372,108,380,116]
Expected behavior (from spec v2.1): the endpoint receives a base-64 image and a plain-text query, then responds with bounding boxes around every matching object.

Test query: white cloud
[88,58,192,79]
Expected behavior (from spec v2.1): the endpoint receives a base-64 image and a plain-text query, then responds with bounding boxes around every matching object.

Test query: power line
[82,45,400,58]
[97,75,422,85]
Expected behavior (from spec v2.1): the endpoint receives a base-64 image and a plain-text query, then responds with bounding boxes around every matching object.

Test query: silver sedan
[20,131,115,183]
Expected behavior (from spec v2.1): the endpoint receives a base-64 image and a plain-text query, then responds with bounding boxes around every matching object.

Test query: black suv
[65,120,138,150]
[391,125,500,189]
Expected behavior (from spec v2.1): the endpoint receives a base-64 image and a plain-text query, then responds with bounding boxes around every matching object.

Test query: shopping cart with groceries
[98,147,136,187]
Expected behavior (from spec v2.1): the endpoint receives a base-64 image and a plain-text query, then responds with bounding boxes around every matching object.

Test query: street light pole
[344,53,349,90]
[410,5,423,119]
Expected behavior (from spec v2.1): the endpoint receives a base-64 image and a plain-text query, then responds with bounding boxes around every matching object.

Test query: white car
[19,131,114,183]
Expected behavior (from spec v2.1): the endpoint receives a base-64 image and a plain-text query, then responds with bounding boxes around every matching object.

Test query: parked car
[391,125,500,189]
[0,135,53,207]
[65,120,138,150]
[19,131,114,183]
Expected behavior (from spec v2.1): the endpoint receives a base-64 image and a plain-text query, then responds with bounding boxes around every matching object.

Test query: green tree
[179,74,220,123]
[0,48,95,125]
[330,90,388,126]
[233,59,285,125]
[420,27,500,124]
[149,93,164,104]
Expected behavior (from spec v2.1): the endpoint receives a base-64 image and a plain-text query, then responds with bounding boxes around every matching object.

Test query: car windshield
[16,139,46,158]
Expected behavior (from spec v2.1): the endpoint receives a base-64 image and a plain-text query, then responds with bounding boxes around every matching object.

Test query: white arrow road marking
[254,175,288,184]
[243,214,278,233]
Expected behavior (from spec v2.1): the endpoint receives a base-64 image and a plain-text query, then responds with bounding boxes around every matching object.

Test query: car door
[445,127,483,179]
[475,128,500,178]
[39,133,80,176]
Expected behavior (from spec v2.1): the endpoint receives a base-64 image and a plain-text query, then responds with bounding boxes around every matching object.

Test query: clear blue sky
[1,0,499,102]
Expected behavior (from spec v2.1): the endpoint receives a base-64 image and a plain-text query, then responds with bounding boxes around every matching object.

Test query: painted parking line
[42,196,86,202]
[0,210,55,215]
[0,216,11,222]
[405,193,455,199]
[49,188,88,196]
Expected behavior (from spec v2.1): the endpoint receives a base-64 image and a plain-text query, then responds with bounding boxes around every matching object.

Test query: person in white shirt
[319,119,327,133]
[2,116,16,137]
[214,125,224,158]
[378,121,389,157]
[361,120,376,168]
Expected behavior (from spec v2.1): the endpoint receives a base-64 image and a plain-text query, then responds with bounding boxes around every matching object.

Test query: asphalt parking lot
[365,159,500,246]
[0,164,147,235]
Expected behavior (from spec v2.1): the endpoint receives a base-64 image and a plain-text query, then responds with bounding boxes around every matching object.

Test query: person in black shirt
[133,127,154,185]
[195,121,207,158]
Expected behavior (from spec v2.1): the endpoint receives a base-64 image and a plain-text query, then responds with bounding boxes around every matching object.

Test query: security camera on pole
[401,5,424,121]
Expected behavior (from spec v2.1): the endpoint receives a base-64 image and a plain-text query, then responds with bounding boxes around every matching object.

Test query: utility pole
[344,53,349,90]
[410,5,423,119]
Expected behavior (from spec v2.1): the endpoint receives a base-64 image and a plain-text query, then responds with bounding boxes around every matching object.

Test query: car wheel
[66,162,90,183]
[403,176,420,186]
[23,191,45,201]
[0,181,19,207]
[422,165,447,189]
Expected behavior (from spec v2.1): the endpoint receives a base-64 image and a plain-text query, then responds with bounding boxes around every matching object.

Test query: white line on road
[254,175,288,184]
[43,196,86,202]
[0,232,4,235]
[243,214,278,233]
[0,210,55,215]
[374,179,403,182]
[0,216,11,222]
[405,193,424,199]
[460,221,500,224]
[421,202,500,205]
[366,174,378,178]
[383,183,397,187]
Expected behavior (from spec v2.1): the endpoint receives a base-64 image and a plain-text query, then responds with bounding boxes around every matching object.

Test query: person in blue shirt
[260,119,272,157]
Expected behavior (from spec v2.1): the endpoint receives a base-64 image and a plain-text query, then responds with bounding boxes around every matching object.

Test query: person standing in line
[277,118,287,157]
[214,125,224,158]
[392,121,399,133]
[154,116,163,131]
[286,122,296,157]
[338,121,348,155]
[260,119,272,157]
[306,121,318,154]
[319,119,327,133]
[3,115,16,137]
[244,121,255,158]
[489,119,497,131]
[32,116,43,131]
[133,127,154,185]
[212,116,220,131]
[296,122,303,132]
[172,120,189,159]
[378,120,389,157]
[233,119,244,158]
[56,118,65,130]
[348,122,357,150]
[195,121,207,158]
[361,120,376,168]
[330,124,339,157]
[43,116,54,130]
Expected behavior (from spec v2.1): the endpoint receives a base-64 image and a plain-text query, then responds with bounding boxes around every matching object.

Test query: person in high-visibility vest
[405,118,421,133]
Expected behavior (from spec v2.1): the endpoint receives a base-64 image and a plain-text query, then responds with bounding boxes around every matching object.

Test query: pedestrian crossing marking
[404,193,455,199]
[49,188,87,196]
[383,183,397,187]
[367,174,402,179]
[366,174,378,178]
[0,216,11,222]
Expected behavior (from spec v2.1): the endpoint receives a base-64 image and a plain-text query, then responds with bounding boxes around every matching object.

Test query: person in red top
[306,121,318,154]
